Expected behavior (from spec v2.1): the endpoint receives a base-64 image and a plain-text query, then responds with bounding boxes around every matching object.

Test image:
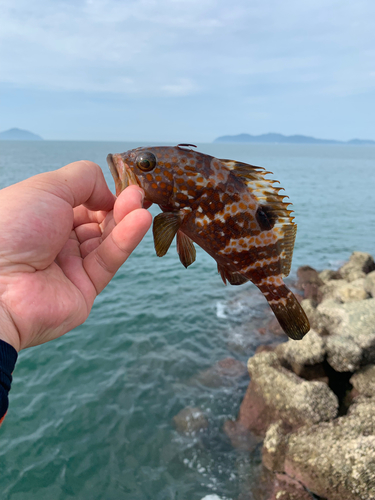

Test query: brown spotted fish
[107,145,310,340]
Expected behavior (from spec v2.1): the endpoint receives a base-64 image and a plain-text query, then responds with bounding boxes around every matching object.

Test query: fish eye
[136,152,156,172]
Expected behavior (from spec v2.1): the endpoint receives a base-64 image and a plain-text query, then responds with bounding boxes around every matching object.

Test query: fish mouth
[107,153,139,196]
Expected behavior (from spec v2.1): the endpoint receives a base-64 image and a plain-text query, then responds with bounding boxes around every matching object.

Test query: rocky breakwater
[227,251,375,500]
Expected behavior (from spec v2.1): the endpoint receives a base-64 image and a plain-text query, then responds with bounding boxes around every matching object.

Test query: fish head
[107,145,205,208]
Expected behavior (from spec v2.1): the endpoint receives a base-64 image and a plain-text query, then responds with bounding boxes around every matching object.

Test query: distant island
[0,128,43,141]
[214,132,375,145]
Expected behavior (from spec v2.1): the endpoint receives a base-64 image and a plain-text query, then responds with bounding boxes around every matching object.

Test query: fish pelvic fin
[260,282,310,340]
[153,212,182,257]
[176,230,196,268]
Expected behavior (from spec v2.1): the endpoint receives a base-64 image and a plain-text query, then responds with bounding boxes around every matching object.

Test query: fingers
[75,222,102,244]
[82,182,151,294]
[78,216,116,258]
[73,205,108,228]
[113,185,145,224]
[83,208,152,295]
[74,185,146,257]
[73,184,145,228]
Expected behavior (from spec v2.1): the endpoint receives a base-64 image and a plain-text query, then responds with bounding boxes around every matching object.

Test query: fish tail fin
[259,281,310,340]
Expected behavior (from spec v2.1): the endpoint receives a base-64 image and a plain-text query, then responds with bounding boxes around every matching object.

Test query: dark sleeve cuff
[0,339,18,421]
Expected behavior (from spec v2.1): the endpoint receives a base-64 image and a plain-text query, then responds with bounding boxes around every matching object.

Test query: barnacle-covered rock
[264,398,375,500]
[275,329,325,369]
[350,364,375,397]
[318,269,342,282]
[227,352,338,436]
[300,299,331,336]
[335,279,369,302]
[317,298,375,371]
[365,270,375,298]
[339,251,375,282]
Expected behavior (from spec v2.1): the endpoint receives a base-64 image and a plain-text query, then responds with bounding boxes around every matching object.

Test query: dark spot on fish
[256,205,277,231]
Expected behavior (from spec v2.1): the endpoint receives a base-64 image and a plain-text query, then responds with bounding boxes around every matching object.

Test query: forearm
[0,339,18,424]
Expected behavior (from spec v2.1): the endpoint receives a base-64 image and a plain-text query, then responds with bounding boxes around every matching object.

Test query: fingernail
[137,189,145,204]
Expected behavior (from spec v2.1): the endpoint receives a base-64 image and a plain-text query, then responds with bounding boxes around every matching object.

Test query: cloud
[0,0,227,94]
[1,0,375,142]
[161,78,199,96]
[1,0,374,100]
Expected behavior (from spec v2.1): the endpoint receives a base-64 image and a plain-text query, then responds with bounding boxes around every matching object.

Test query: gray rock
[350,365,375,397]
[276,330,326,368]
[365,270,375,298]
[173,406,208,434]
[318,269,342,282]
[345,297,375,331]
[319,278,369,303]
[315,299,343,332]
[263,422,289,472]
[273,398,375,500]
[325,335,363,372]
[335,279,369,303]
[317,298,375,371]
[300,298,316,319]
[300,299,330,336]
[339,251,375,282]
[319,279,348,302]
[349,278,366,288]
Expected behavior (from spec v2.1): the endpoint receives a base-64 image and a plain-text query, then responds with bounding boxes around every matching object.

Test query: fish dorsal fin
[219,159,293,224]
[220,159,272,181]
[176,230,196,268]
[153,212,182,257]
[220,159,297,277]
[217,263,249,286]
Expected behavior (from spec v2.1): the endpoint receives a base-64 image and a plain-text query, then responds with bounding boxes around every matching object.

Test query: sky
[1,0,374,142]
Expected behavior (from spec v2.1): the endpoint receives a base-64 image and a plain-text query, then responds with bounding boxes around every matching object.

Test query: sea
[0,141,374,500]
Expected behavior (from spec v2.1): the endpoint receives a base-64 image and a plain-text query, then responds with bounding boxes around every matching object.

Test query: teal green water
[0,141,374,499]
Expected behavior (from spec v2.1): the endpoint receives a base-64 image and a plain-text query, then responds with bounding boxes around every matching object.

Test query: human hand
[0,161,152,352]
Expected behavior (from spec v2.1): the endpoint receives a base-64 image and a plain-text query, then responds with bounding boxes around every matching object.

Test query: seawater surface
[0,141,374,499]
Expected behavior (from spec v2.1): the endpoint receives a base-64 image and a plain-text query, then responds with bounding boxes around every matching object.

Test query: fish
[107,145,310,340]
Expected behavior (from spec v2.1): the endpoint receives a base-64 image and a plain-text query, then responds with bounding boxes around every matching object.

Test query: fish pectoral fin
[217,264,249,286]
[176,231,196,268]
[153,212,182,257]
